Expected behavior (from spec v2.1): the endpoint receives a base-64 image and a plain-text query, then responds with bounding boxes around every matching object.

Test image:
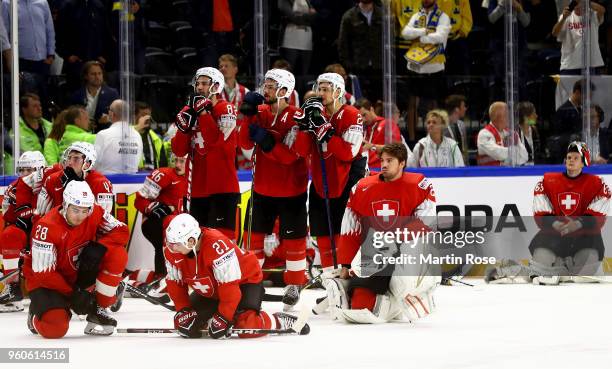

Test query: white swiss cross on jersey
[558,192,581,215]
[188,276,214,297]
[371,200,400,229]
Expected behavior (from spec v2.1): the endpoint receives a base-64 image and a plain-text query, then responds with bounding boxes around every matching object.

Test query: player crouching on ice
[323,143,441,324]
[22,181,129,338]
[487,141,610,285]
[164,213,309,338]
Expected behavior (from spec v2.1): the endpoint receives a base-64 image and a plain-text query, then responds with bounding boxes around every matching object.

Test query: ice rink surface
[1,280,611,369]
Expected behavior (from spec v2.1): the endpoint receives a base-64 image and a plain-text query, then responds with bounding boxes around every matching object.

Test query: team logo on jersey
[67,242,89,270]
[557,192,581,215]
[186,276,214,297]
[371,200,400,229]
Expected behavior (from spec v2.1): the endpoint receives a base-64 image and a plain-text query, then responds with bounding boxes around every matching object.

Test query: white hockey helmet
[63,180,95,210]
[64,141,97,172]
[316,72,345,99]
[264,69,295,100]
[166,213,202,250]
[17,151,46,174]
[193,67,225,96]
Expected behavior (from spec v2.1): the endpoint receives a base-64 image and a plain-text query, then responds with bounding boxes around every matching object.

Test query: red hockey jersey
[1,178,19,225]
[294,104,364,198]
[134,167,187,215]
[37,169,114,215]
[171,100,239,197]
[238,104,308,197]
[533,172,610,229]
[23,205,128,296]
[338,172,437,265]
[164,227,262,320]
[364,117,402,169]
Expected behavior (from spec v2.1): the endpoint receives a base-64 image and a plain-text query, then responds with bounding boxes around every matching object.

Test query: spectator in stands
[2,0,55,111]
[218,54,250,111]
[94,99,143,174]
[338,0,383,101]
[110,0,146,74]
[271,59,301,106]
[309,0,354,73]
[477,101,528,166]
[134,101,168,170]
[587,104,608,164]
[411,109,464,167]
[278,0,316,77]
[10,93,52,156]
[444,94,469,165]
[0,6,11,71]
[324,63,356,105]
[192,0,244,66]
[552,79,586,137]
[355,97,403,169]
[44,105,95,165]
[69,61,119,133]
[552,0,605,74]
[56,0,112,89]
[486,0,531,97]
[517,101,541,165]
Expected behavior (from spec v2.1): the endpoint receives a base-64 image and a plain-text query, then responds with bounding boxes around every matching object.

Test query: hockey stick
[0,269,19,290]
[245,145,257,251]
[123,282,175,311]
[442,277,474,287]
[316,142,338,268]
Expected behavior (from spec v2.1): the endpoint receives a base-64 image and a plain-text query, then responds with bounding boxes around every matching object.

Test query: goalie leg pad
[340,293,402,324]
[529,258,568,285]
[389,275,439,321]
[485,259,531,284]
[323,278,349,321]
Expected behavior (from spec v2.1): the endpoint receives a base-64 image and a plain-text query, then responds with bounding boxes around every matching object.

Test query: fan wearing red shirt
[172,67,239,240]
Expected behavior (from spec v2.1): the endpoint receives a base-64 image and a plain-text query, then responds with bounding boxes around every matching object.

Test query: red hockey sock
[0,226,27,283]
[317,236,333,268]
[234,310,273,338]
[96,246,128,307]
[246,232,266,266]
[350,287,376,311]
[33,309,70,339]
[282,238,307,285]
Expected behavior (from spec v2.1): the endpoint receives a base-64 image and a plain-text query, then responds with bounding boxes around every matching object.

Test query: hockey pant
[0,225,27,283]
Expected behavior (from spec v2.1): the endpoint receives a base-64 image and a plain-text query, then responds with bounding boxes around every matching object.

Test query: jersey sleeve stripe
[32,239,57,273]
[212,249,242,284]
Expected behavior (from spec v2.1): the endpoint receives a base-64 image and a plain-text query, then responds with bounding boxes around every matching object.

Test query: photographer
[134,101,167,170]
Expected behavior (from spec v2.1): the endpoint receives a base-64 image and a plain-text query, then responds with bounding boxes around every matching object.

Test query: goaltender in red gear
[337,143,436,312]
[171,67,239,240]
[163,213,309,339]
[22,181,128,338]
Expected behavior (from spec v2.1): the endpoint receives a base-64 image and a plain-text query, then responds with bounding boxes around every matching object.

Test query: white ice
[1,281,611,369]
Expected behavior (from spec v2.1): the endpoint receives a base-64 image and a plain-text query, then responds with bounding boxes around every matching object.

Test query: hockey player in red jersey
[163,213,309,338]
[22,181,128,338]
[528,141,610,284]
[134,155,188,276]
[37,142,114,215]
[172,67,239,240]
[293,72,367,273]
[0,151,47,312]
[238,69,309,308]
[325,143,440,323]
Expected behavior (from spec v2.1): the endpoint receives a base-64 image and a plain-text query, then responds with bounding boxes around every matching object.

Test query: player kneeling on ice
[164,213,309,338]
[323,143,441,323]
[22,181,129,338]
[487,141,610,285]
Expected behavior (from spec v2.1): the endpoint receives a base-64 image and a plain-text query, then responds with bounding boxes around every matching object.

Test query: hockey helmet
[315,72,345,99]
[264,69,295,100]
[166,213,202,250]
[63,181,95,210]
[63,141,97,172]
[192,67,225,97]
[17,151,46,175]
[567,141,591,167]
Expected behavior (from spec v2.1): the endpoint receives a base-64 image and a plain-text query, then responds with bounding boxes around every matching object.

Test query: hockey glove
[60,167,82,188]
[240,92,265,117]
[312,116,335,143]
[70,288,95,315]
[15,205,34,233]
[174,308,204,338]
[146,202,173,220]
[300,96,324,117]
[208,312,233,339]
[175,106,198,133]
[190,94,213,115]
[248,124,276,153]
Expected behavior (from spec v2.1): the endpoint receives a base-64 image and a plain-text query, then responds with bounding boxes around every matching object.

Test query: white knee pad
[389,275,440,321]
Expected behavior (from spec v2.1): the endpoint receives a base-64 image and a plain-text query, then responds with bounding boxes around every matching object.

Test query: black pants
[141,216,166,275]
[189,283,265,321]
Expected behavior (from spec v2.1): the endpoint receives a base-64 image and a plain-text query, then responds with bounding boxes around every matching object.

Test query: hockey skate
[282,284,300,312]
[84,305,117,336]
[273,312,310,335]
[0,282,24,313]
